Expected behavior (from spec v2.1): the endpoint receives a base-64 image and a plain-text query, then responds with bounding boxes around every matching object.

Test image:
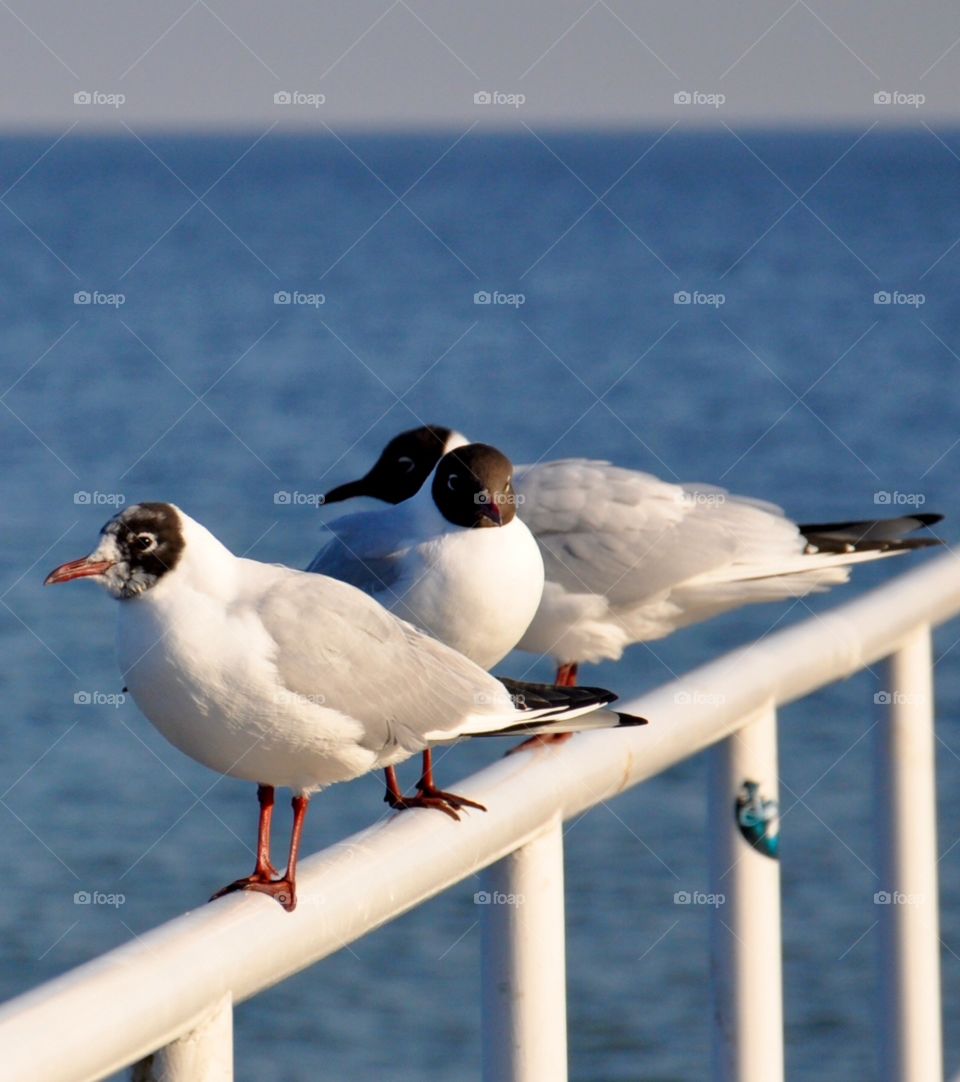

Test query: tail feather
[469,678,646,738]
[800,513,943,555]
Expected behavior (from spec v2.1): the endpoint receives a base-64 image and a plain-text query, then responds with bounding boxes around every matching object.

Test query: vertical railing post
[480,816,568,1082]
[874,624,943,1082]
[131,994,233,1082]
[708,703,784,1082]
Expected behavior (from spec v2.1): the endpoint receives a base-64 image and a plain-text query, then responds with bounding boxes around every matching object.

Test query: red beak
[44,556,114,586]
[478,498,502,526]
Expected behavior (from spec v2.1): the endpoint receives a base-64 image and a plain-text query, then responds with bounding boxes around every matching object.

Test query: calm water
[0,130,959,1080]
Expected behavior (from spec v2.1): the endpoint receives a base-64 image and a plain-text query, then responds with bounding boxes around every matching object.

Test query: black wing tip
[800,512,945,553]
[616,712,648,727]
[498,677,617,712]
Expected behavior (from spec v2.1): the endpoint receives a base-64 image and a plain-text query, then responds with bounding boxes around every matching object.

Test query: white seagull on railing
[319,425,943,698]
[45,503,643,911]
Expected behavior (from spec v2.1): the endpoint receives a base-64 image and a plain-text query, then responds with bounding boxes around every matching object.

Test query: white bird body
[512,459,869,663]
[309,494,544,669]
[54,506,613,796]
[47,501,641,909]
[309,445,545,669]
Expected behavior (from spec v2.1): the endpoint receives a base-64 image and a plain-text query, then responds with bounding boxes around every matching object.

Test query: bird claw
[385,786,486,821]
[210,871,296,911]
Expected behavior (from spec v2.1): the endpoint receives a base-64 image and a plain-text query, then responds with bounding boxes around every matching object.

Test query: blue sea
[0,130,958,1080]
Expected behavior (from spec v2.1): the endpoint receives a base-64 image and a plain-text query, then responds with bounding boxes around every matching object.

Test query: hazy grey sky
[1,0,958,130]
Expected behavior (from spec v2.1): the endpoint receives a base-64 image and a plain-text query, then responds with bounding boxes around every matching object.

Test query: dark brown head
[45,502,185,599]
[431,443,519,529]
[323,426,460,506]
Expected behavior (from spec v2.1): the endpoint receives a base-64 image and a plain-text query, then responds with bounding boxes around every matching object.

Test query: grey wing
[515,460,742,606]
[306,507,413,595]
[256,569,516,754]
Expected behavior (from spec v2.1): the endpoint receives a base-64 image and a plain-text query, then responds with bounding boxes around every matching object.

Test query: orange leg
[383,754,486,820]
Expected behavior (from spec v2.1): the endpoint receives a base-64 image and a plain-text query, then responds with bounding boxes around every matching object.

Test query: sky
[0,0,958,130]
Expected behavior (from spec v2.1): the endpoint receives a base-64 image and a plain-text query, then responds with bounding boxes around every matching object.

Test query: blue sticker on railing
[735,780,780,859]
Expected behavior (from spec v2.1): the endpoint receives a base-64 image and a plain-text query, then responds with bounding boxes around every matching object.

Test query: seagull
[45,502,643,911]
[320,425,944,695]
[309,441,546,805]
[309,442,544,669]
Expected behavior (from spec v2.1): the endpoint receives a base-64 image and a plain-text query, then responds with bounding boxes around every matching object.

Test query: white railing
[2,551,960,1082]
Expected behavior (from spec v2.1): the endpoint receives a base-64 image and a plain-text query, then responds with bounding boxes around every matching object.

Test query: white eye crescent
[397,455,415,473]
[133,533,157,553]
[446,473,458,491]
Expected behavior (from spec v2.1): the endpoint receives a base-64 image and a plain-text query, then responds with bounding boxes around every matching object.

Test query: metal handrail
[0,550,957,1082]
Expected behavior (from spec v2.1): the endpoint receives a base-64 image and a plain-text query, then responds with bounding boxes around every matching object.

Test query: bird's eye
[133,533,156,553]
[446,473,458,490]
[397,456,415,473]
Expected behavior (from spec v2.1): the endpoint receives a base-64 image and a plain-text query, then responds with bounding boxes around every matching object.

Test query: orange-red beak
[477,498,502,526]
[44,556,114,586]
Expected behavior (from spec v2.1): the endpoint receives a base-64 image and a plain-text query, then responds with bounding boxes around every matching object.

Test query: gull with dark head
[46,503,642,911]
[322,425,944,701]
[310,441,547,803]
